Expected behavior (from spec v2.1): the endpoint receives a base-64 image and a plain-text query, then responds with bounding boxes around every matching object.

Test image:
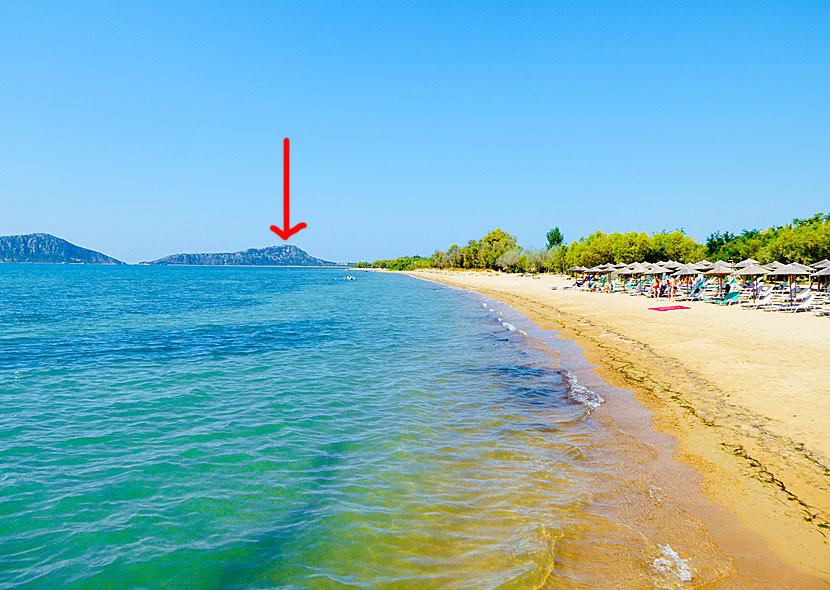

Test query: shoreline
[400,269,830,581]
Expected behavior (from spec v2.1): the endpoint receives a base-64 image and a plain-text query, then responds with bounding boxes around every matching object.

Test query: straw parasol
[767,263,813,303]
[704,261,736,297]
[764,261,785,271]
[672,264,702,296]
[568,266,589,273]
[673,263,701,276]
[619,262,650,276]
[734,264,770,300]
[811,259,830,270]
[587,265,613,274]
[812,266,830,277]
[734,264,769,276]
[734,258,759,268]
[812,265,830,290]
[643,264,669,275]
[692,260,714,271]
[704,261,735,273]
[789,262,815,273]
[767,263,811,277]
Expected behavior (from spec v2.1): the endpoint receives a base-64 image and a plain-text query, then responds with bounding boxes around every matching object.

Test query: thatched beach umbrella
[673,263,701,276]
[673,264,702,295]
[704,261,736,297]
[734,264,769,276]
[587,265,613,274]
[789,262,815,273]
[643,264,669,275]
[616,263,646,276]
[693,260,714,271]
[614,264,649,295]
[812,265,830,292]
[767,263,812,303]
[734,258,760,268]
[811,259,830,270]
[786,262,817,287]
[734,264,770,300]
[764,261,785,271]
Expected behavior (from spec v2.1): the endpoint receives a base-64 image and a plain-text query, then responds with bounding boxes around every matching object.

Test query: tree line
[356,212,830,272]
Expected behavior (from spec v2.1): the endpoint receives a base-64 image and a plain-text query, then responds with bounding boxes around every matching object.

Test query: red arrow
[270,137,307,240]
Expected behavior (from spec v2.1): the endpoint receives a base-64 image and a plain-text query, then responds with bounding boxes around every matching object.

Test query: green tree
[546,227,564,249]
[478,229,518,268]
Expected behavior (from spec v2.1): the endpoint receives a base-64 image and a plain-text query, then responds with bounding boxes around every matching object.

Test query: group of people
[650,276,679,299]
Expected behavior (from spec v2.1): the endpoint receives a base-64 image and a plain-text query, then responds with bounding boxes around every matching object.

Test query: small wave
[653,544,694,583]
[518,330,527,336]
[562,371,604,409]
[501,322,516,331]
[489,308,495,312]
[481,303,487,308]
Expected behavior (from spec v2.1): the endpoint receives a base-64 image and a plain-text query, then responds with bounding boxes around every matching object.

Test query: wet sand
[402,269,830,583]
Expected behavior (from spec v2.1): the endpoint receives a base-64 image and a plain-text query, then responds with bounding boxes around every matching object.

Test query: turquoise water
[1,266,640,589]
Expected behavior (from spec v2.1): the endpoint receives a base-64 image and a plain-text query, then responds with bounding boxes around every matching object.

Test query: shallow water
[0,266,746,588]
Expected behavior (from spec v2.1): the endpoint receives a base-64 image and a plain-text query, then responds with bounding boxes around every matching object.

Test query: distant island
[0,233,345,267]
[0,233,124,264]
[142,244,344,266]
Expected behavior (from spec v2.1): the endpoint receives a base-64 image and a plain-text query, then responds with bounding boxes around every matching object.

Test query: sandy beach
[403,269,830,580]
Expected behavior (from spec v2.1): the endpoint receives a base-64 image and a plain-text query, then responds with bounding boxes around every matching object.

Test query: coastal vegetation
[357,212,830,272]
[704,213,830,264]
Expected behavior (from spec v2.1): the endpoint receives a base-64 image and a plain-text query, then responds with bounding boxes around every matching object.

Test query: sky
[1,1,828,263]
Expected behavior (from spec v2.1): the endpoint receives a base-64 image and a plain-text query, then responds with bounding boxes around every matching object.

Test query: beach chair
[751,285,774,301]
[716,291,742,305]
[677,277,710,300]
[577,277,596,291]
[764,295,815,313]
[627,279,645,295]
[740,292,774,310]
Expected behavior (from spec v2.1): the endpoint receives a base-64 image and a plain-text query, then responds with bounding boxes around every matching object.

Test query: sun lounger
[740,292,774,309]
[764,295,816,313]
[716,291,742,305]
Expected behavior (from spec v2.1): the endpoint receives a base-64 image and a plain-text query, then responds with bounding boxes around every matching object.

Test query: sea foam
[653,544,694,583]
[562,370,604,409]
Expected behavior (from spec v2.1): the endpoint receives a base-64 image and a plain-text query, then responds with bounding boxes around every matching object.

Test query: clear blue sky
[1,1,827,263]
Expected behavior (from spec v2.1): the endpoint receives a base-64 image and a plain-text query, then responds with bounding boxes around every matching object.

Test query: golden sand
[402,269,830,582]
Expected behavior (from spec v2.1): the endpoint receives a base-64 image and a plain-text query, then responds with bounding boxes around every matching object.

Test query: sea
[0,265,747,589]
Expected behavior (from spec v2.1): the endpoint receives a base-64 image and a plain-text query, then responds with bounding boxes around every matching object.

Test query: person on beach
[651,276,660,298]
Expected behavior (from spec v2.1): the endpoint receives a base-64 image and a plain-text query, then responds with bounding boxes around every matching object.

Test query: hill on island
[143,244,342,266]
[0,233,124,264]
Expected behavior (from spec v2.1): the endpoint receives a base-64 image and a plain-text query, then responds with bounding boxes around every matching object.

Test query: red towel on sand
[648,305,691,311]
